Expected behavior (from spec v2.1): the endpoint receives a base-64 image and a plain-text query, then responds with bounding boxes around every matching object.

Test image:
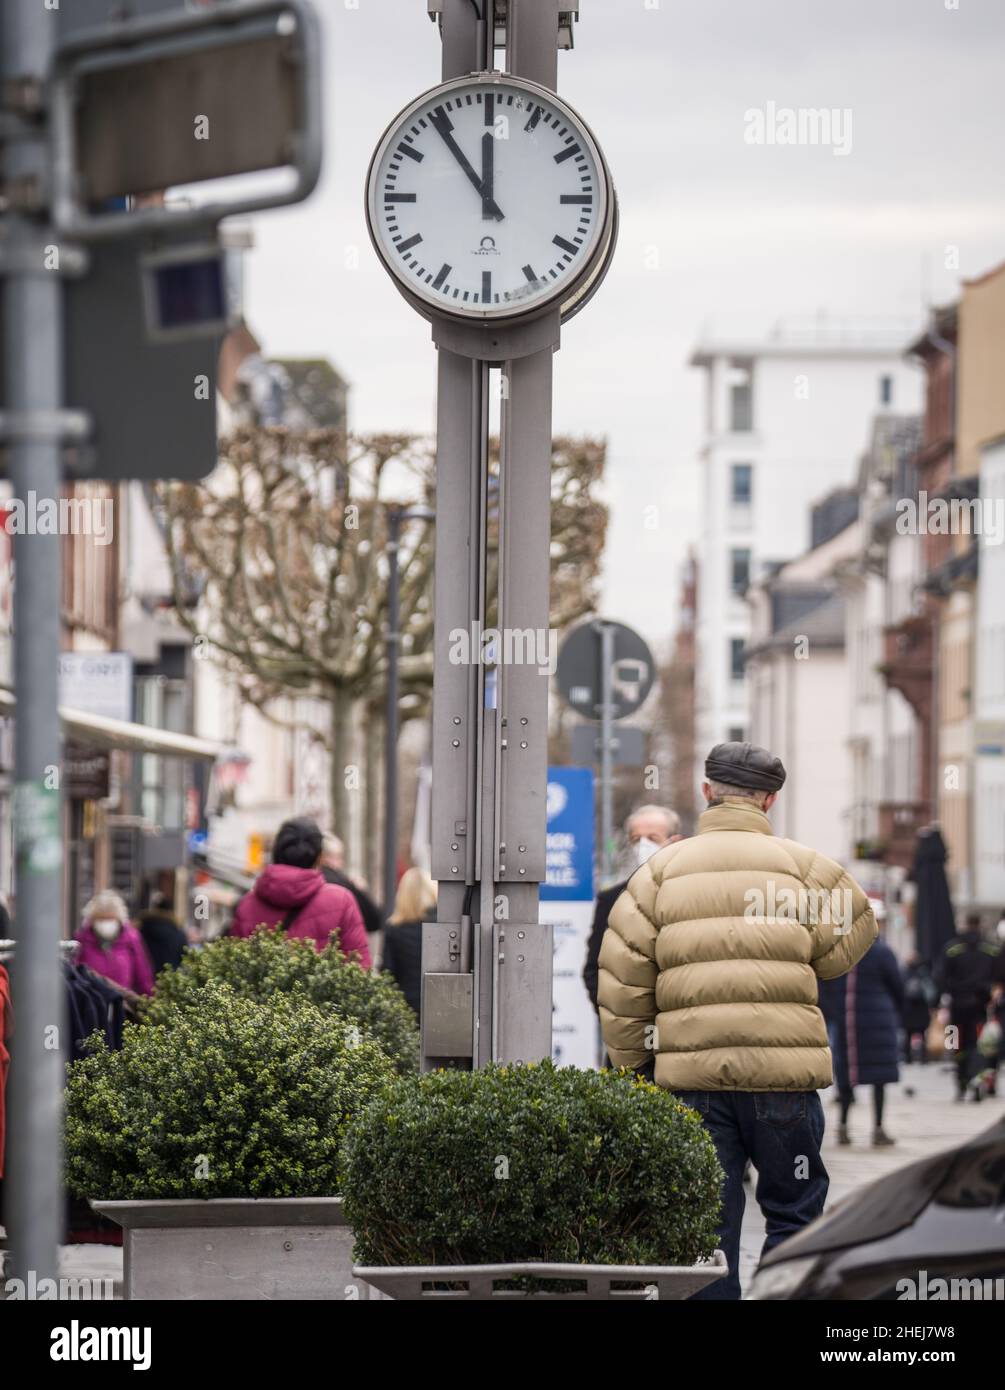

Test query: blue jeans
[673,1089,829,1301]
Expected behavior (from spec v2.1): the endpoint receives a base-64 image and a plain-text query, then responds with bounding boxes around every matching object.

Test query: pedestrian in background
[935,912,998,1102]
[818,932,904,1147]
[321,833,385,936]
[381,867,437,1018]
[231,817,371,966]
[135,887,188,979]
[598,741,878,1301]
[583,804,681,1012]
[75,890,155,996]
[901,951,937,1065]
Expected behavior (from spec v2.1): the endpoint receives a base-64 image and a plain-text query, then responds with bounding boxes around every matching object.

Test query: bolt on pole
[2,0,67,1286]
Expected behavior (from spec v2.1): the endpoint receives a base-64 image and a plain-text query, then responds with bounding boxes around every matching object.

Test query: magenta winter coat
[230,863,372,967]
[74,922,156,996]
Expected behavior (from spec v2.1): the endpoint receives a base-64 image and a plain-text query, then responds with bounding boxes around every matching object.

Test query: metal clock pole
[423,0,563,1068]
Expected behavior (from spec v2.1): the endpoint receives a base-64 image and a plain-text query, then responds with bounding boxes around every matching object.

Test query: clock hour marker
[385,193,417,202]
[524,105,542,131]
[397,233,422,253]
[554,143,580,163]
[481,271,492,303]
[432,263,451,291]
[398,143,423,162]
[553,234,578,255]
[560,194,592,204]
[485,93,494,126]
[522,265,538,283]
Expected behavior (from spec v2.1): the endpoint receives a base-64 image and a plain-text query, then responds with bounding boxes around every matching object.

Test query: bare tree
[159,426,606,850]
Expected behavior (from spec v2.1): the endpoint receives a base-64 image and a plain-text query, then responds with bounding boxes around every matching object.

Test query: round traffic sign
[556,620,655,721]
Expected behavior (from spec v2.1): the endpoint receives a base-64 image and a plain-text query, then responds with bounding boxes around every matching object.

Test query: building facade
[689,321,922,756]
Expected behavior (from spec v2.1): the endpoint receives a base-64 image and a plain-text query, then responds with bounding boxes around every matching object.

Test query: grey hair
[706,779,769,806]
[625,804,681,837]
[83,889,129,924]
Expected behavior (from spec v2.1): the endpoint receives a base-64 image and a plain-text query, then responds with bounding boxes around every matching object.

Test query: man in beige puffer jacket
[598,741,877,1299]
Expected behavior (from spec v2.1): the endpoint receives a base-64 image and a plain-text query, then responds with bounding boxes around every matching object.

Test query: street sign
[556,620,655,721]
[58,652,134,722]
[62,228,220,480]
[51,0,323,240]
[570,722,645,767]
[540,764,597,1070]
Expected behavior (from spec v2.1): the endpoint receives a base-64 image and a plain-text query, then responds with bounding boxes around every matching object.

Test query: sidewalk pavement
[737,1061,1005,1294]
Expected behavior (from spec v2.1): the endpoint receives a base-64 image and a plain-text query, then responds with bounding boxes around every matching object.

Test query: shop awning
[0,687,227,762]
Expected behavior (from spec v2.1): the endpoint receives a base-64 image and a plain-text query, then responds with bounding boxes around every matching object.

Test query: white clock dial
[366,74,612,321]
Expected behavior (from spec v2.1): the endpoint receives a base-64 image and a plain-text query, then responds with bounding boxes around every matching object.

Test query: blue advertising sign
[541,765,594,902]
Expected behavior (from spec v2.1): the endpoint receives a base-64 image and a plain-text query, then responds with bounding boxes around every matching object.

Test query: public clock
[365,72,616,323]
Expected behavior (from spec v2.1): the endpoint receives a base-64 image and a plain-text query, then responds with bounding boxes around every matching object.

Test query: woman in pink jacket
[75,890,156,995]
[230,817,371,967]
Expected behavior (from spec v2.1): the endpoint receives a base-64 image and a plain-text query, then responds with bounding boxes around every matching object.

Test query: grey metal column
[423,0,564,1068]
[384,509,402,913]
[423,0,489,1067]
[488,0,561,1062]
[2,2,66,1285]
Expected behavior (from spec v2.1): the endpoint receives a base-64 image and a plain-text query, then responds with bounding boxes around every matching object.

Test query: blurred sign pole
[598,620,615,880]
[1,0,68,1288]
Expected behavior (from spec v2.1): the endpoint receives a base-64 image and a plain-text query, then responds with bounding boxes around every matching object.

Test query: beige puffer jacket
[598,798,878,1091]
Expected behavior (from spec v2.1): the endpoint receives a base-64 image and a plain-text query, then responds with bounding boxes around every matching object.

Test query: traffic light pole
[1,2,67,1286]
[422,0,562,1068]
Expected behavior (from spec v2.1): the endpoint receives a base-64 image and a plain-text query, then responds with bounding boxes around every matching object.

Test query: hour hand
[430,107,504,221]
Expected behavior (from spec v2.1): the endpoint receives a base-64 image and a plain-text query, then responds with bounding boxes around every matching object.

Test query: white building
[746,514,858,863]
[689,320,922,758]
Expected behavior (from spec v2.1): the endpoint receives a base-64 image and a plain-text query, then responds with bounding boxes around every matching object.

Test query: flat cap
[705,741,786,793]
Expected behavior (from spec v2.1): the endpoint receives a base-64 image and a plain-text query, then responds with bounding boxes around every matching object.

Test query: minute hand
[430,108,504,221]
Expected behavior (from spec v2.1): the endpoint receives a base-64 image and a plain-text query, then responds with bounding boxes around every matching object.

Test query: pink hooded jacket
[230,863,371,967]
[74,921,156,996]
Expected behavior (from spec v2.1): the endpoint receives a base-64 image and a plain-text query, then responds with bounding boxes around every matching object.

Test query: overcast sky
[241,0,1005,648]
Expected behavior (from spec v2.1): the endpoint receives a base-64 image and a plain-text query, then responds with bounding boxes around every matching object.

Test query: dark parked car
[746,1117,1005,1299]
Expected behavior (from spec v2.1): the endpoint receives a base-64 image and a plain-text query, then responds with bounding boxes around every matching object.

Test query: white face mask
[633,837,662,867]
[93,918,121,943]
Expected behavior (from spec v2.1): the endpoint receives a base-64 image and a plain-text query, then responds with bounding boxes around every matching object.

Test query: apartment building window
[729,359,754,431]
[730,462,753,507]
[879,374,893,406]
[730,547,751,595]
[729,638,746,681]
[728,725,745,742]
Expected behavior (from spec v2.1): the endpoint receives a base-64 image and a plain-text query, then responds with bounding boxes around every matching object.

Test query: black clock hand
[430,107,504,220]
[481,130,497,221]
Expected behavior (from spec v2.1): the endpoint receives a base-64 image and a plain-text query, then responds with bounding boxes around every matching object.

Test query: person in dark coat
[583,804,681,1010]
[901,952,937,1065]
[818,934,904,1147]
[321,834,384,936]
[136,891,188,979]
[935,913,1000,1101]
[381,867,436,1019]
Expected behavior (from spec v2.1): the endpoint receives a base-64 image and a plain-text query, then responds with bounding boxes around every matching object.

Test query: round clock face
[366,74,612,321]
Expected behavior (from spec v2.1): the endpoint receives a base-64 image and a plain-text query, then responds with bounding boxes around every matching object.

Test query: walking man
[598,741,877,1299]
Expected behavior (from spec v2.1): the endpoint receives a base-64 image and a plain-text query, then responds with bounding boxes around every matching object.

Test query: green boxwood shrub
[341,1061,723,1268]
[143,929,419,1074]
[65,983,396,1200]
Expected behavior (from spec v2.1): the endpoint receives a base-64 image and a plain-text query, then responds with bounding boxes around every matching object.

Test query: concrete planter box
[354,1250,728,1300]
[92,1198,374,1301]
